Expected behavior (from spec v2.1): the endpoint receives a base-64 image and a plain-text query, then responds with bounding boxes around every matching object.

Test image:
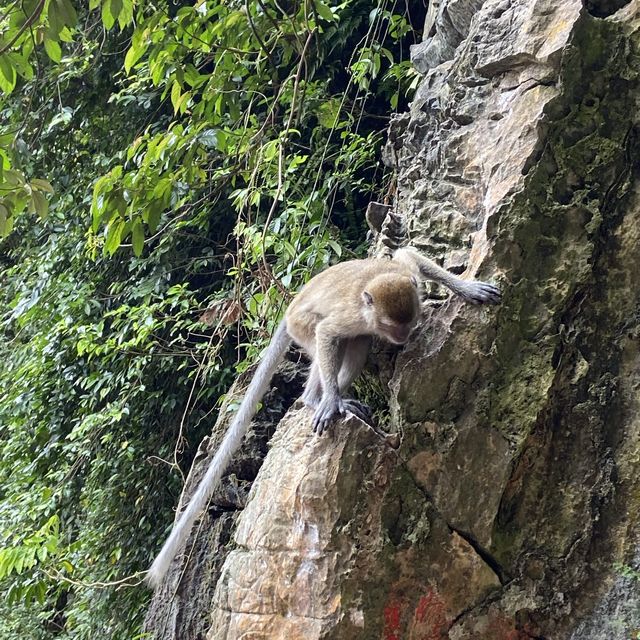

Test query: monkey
[146,246,500,588]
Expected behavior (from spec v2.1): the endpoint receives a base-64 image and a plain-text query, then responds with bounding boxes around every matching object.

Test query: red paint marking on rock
[410,589,449,640]
[383,598,403,640]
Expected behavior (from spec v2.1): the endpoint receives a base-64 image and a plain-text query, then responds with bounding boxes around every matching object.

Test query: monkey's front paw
[342,399,373,424]
[461,281,501,305]
[312,396,346,435]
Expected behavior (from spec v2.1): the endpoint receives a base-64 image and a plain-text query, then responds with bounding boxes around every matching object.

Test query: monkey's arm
[393,247,501,305]
[311,320,346,434]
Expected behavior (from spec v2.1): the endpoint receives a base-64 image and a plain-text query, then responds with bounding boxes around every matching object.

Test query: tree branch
[0,0,46,56]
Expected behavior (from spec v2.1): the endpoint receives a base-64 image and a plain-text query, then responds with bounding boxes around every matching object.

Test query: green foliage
[0,0,79,229]
[0,516,61,607]
[0,0,423,637]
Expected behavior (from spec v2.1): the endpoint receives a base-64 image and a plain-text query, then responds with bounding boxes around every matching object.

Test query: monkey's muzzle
[387,328,412,345]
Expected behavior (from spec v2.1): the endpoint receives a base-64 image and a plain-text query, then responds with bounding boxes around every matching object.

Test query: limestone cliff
[145,1,640,638]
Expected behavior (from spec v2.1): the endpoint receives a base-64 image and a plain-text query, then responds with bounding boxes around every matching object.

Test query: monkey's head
[362,274,420,345]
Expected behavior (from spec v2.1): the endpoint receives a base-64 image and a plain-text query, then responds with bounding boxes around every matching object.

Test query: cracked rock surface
[145,1,640,638]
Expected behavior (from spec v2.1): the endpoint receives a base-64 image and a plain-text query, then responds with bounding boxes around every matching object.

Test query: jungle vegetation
[0,0,423,636]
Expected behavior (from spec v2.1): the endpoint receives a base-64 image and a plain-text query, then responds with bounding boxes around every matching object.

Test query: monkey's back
[285,257,411,344]
[293,258,407,305]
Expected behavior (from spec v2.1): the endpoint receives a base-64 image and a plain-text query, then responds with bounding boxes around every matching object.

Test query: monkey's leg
[312,322,347,435]
[337,336,370,391]
[338,337,373,424]
[306,373,372,429]
[287,312,327,410]
[302,339,350,435]
[301,361,323,408]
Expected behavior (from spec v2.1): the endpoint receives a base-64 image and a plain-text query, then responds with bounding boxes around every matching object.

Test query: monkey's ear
[410,275,419,288]
[362,291,374,306]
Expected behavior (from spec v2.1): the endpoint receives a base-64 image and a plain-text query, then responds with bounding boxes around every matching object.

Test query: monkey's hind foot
[310,397,373,436]
[312,395,346,436]
[342,399,373,425]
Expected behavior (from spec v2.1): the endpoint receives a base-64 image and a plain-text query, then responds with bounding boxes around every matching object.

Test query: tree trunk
[145,1,640,638]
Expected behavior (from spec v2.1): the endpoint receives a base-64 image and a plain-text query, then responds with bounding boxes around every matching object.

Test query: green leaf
[316,98,343,129]
[7,52,33,81]
[124,46,138,74]
[6,583,21,606]
[124,31,148,74]
[183,64,204,88]
[61,560,74,573]
[91,174,112,230]
[3,169,24,187]
[146,201,163,233]
[118,0,134,28]
[104,219,125,255]
[314,1,336,22]
[0,57,17,94]
[101,0,116,30]
[150,59,165,85]
[14,550,25,575]
[111,0,124,25]
[58,26,74,43]
[176,91,191,114]
[0,203,8,235]
[31,178,54,194]
[31,191,49,219]
[54,0,78,28]
[170,80,182,113]
[0,133,13,149]
[44,39,62,63]
[381,47,395,65]
[131,220,144,256]
[48,2,64,36]
[34,581,47,605]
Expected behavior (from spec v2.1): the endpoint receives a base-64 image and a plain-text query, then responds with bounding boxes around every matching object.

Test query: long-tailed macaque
[146,247,500,588]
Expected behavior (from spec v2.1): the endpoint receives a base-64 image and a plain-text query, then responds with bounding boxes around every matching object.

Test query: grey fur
[146,320,291,588]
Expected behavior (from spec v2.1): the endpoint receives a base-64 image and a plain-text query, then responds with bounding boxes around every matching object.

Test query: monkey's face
[362,275,419,345]
[376,318,416,345]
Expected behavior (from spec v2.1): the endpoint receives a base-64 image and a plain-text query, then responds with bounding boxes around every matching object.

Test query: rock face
[146,1,640,638]
[387,1,640,636]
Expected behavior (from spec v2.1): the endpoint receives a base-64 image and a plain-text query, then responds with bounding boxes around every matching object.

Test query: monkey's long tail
[146,320,292,589]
